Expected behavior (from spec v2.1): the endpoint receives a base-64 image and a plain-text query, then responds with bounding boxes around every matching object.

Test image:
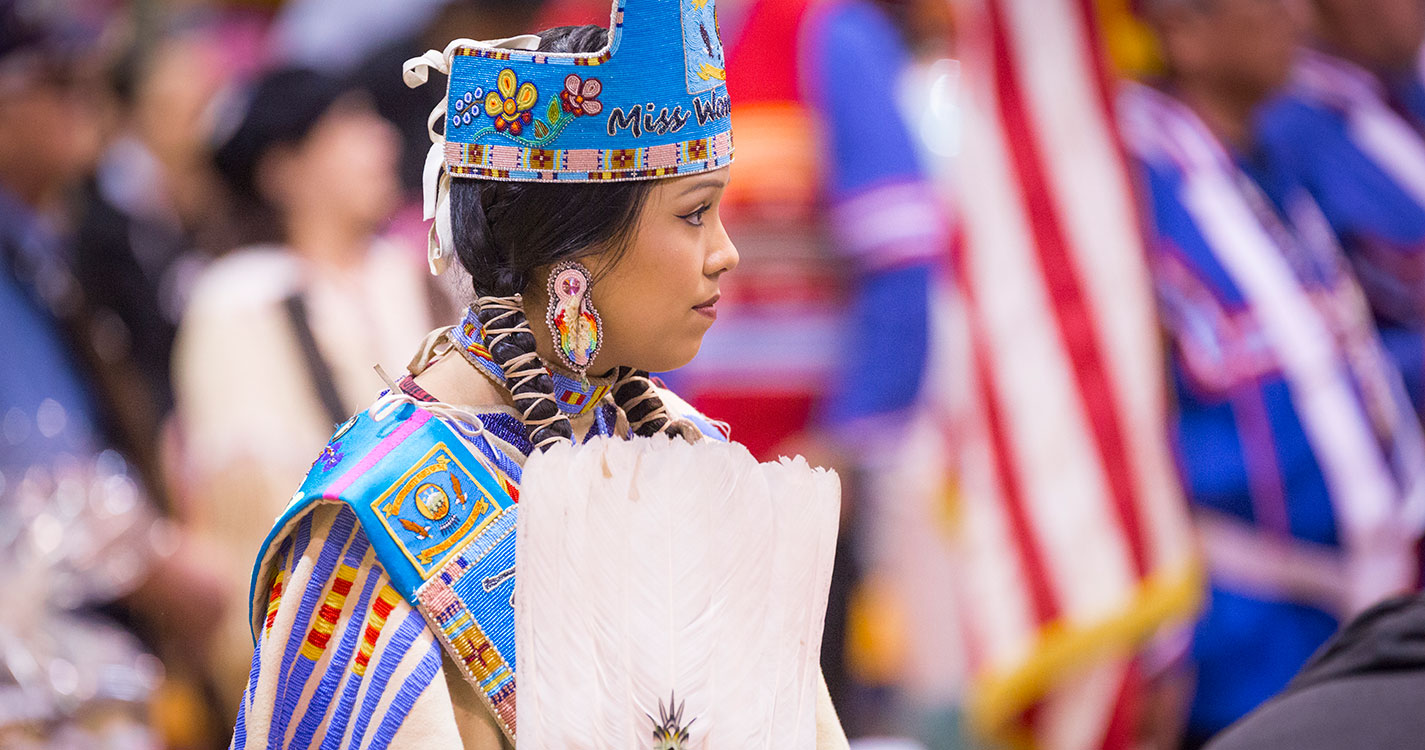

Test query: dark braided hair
[449,24,692,449]
[473,296,573,450]
[611,367,697,439]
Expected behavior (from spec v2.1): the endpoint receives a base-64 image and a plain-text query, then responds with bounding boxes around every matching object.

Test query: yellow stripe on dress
[354,585,403,676]
[300,562,358,661]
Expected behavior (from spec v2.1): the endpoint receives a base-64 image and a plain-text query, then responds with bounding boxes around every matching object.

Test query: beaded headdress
[404,0,734,275]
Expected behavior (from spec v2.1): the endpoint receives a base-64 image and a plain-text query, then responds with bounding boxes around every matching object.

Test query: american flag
[944,0,1200,745]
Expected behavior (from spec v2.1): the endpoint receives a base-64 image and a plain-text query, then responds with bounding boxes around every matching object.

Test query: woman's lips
[693,293,720,320]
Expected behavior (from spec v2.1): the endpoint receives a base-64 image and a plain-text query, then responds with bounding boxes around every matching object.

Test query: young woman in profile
[232,5,847,749]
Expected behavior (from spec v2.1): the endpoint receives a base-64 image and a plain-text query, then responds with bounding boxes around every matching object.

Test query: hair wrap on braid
[474,296,575,451]
[612,367,703,442]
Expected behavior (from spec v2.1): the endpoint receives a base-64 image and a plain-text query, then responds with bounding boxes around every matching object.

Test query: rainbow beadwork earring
[546,260,603,382]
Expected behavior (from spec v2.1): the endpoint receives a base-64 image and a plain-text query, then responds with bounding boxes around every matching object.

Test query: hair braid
[474,295,575,451]
[612,367,702,442]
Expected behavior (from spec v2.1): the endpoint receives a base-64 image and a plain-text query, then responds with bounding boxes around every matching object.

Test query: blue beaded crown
[407,0,732,184]
[404,0,733,273]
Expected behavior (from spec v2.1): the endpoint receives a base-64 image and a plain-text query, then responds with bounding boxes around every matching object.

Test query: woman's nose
[706,224,739,277]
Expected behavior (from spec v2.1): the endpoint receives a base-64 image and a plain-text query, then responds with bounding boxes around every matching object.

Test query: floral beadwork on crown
[405,0,733,184]
[484,69,539,136]
[560,74,604,117]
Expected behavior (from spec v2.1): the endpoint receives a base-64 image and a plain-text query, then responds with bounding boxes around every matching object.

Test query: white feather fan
[515,435,841,750]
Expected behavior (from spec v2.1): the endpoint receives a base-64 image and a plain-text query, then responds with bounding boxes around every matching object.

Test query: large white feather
[515,436,841,749]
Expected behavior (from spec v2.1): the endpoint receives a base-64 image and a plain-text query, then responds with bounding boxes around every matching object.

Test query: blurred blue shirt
[0,187,101,480]
[1259,51,1425,411]
[805,0,944,432]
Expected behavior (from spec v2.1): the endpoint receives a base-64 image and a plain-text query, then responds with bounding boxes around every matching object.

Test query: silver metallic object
[0,451,165,748]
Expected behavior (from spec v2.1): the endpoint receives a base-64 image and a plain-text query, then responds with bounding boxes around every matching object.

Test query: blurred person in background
[1314,0,1425,132]
[852,3,970,748]
[171,66,453,714]
[268,0,447,72]
[851,2,967,747]
[1203,592,1425,749]
[1120,0,1425,745]
[0,2,225,746]
[1256,0,1425,417]
[71,17,231,500]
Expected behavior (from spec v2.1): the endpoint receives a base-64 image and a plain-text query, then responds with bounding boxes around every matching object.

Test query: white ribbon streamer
[402,34,542,277]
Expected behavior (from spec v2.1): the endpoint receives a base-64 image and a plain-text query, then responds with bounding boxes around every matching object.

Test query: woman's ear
[524,264,552,308]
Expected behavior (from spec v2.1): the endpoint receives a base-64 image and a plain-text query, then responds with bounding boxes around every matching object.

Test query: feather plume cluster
[515,436,841,749]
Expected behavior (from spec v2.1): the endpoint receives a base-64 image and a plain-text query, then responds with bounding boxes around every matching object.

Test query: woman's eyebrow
[677,177,727,196]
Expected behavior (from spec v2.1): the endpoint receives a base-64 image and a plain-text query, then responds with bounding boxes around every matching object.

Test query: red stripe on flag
[1073,0,1122,143]
[1072,0,1153,247]
[986,0,1150,577]
[954,247,1059,625]
[1075,0,1168,569]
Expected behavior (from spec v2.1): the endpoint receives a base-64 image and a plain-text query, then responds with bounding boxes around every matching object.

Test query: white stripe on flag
[1007,0,1191,581]
[1002,0,1151,620]
[967,0,1146,628]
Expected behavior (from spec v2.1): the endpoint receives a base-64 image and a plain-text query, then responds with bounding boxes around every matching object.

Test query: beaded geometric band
[545,260,603,381]
[472,295,575,451]
[451,306,611,417]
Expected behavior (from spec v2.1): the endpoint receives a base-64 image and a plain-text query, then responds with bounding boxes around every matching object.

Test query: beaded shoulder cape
[248,398,528,738]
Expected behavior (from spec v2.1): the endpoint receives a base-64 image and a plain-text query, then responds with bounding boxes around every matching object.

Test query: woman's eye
[679,205,710,226]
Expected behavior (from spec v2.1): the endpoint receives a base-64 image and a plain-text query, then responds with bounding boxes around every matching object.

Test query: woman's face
[560,167,738,374]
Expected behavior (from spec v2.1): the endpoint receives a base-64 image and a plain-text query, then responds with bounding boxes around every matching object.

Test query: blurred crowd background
[7,0,1425,748]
